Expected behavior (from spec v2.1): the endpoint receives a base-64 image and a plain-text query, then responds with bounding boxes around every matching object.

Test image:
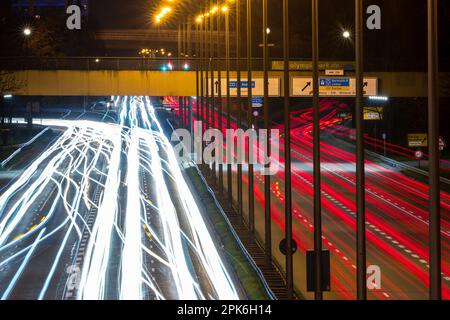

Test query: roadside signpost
[415,149,424,169]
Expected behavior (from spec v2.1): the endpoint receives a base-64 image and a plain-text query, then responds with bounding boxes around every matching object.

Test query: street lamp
[343,30,351,39]
[23,28,31,36]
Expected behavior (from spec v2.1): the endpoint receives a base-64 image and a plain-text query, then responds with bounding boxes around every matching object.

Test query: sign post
[382,133,387,157]
[415,149,424,169]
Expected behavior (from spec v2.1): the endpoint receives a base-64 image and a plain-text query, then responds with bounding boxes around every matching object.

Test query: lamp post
[224,5,233,206]
[283,0,294,300]
[236,0,243,222]
[246,0,255,242]
[205,6,210,146]
[355,0,367,300]
[210,1,216,179]
[312,0,323,300]
[217,1,224,195]
[262,0,272,268]
[195,19,201,151]
[199,14,205,142]
[196,19,200,120]
[427,0,441,301]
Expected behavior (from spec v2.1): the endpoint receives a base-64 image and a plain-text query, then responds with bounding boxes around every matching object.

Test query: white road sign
[325,70,345,76]
[415,150,424,160]
[440,137,446,151]
[292,77,378,97]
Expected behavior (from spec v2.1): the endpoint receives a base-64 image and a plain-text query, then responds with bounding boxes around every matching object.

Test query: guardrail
[0,57,265,71]
[366,149,450,185]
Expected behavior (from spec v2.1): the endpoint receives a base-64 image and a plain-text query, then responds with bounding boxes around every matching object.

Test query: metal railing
[0,57,265,71]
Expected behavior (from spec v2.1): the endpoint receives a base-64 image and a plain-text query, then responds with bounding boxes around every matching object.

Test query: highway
[0,96,240,300]
[170,96,450,300]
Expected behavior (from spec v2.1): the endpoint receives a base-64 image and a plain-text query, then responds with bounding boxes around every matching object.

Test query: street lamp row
[181,0,442,302]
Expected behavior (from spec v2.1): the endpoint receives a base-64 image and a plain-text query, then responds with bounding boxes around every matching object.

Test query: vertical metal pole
[189,97,193,144]
[262,0,272,268]
[355,0,367,301]
[210,1,216,178]
[179,96,183,127]
[218,4,224,195]
[246,0,255,241]
[283,0,293,300]
[186,96,190,130]
[196,21,200,120]
[183,97,186,128]
[236,0,244,221]
[428,0,441,301]
[312,0,323,300]
[205,5,210,135]
[226,11,233,206]
[200,17,204,135]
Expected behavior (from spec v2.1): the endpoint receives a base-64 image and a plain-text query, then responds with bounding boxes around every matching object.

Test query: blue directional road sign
[319,78,350,87]
[229,81,256,89]
[252,97,263,108]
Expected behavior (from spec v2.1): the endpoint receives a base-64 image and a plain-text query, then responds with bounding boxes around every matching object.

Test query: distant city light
[343,30,351,39]
[23,28,31,36]
[183,63,190,70]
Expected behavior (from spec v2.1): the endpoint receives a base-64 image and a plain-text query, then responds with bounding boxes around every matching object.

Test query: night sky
[88,0,450,71]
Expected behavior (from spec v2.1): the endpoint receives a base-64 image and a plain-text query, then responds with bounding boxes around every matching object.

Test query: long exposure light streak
[0,97,240,300]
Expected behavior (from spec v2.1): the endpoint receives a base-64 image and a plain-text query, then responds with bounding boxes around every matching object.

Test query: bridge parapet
[1,57,443,97]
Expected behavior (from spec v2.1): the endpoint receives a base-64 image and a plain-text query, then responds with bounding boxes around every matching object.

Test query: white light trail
[0,97,240,300]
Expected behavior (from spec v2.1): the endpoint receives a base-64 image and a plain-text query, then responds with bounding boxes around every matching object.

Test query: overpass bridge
[1,57,447,97]
[92,29,235,52]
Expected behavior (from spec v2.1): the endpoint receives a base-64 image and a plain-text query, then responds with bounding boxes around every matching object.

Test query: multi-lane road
[0,96,240,300]
[172,96,450,300]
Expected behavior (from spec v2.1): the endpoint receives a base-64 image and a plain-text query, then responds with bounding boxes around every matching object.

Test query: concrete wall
[12,70,198,97]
